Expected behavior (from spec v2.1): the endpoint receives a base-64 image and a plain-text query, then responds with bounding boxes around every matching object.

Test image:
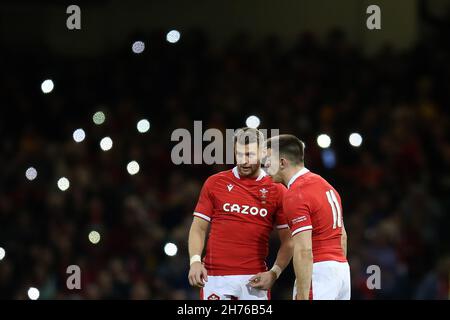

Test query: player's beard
[237,163,260,178]
[265,167,283,183]
[263,160,283,183]
[270,173,284,183]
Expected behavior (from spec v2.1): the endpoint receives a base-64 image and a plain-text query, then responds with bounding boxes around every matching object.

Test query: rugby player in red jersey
[187,128,293,300]
[265,134,350,300]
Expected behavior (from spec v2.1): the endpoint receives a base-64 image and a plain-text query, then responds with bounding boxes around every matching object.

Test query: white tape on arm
[190,254,202,266]
[270,264,282,279]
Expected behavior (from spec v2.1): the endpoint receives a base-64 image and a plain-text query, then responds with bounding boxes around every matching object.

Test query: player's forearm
[341,227,347,258]
[293,247,313,300]
[273,239,293,272]
[188,225,206,258]
[341,235,347,258]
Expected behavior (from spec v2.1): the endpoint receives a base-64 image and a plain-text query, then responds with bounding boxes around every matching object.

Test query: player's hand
[188,262,208,288]
[248,271,277,290]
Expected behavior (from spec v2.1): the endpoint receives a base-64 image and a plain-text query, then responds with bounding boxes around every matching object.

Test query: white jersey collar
[287,167,310,189]
[232,166,267,181]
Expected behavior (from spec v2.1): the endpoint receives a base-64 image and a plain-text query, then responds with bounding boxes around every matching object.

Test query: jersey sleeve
[193,176,215,222]
[283,191,313,237]
[274,183,289,229]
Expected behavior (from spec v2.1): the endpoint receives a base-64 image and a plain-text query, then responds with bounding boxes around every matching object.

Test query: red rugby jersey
[284,168,347,263]
[194,167,288,276]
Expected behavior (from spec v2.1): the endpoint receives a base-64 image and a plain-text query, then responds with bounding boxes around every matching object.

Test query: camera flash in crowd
[164,243,178,257]
[349,133,363,147]
[27,287,40,300]
[100,137,113,151]
[132,41,145,54]
[245,115,260,129]
[166,30,181,43]
[137,119,150,133]
[57,177,70,191]
[41,79,54,94]
[25,167,38,181]
[127,161,140,175]
[317,134,331,149]
[89,231,101,244]
[73,128,86,143]
[93,111,106,125]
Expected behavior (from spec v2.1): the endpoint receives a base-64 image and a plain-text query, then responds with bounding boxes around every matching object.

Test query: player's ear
[280,157,288,169]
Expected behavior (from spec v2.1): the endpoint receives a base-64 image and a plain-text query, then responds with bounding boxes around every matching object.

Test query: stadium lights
[41,79,54,94]
[0,247,5,260]
[57,177,70,191]
[137,119,150,133]
[100,137,113,151]
[164,242,178,256]
[88,231,101,244]
[317,134,331,149]
[349,133,363,147]
[132,41,145,54]
[166,30,181,43]
[27,287,40,300]
[93,111,106,125]
[127,161,140,175]
[245,115,260,129]
[73,128,86,143]
[25,167,37,181]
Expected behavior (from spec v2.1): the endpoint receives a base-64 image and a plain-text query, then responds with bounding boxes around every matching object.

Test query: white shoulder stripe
[292,225,312,236]
[193,212,211,222]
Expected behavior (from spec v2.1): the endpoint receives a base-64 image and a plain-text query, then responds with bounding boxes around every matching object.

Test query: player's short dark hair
[266,134,305,164]
[234,127,264,147]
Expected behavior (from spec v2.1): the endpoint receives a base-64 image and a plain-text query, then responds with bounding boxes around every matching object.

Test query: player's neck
[236,166,262,179]
[248,168,262,179]
[283,165,305,187]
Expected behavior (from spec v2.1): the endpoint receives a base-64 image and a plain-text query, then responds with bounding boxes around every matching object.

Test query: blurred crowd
[0,26,449,299]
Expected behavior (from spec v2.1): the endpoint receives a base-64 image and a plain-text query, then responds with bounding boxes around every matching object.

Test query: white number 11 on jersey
[326,190,342,229]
